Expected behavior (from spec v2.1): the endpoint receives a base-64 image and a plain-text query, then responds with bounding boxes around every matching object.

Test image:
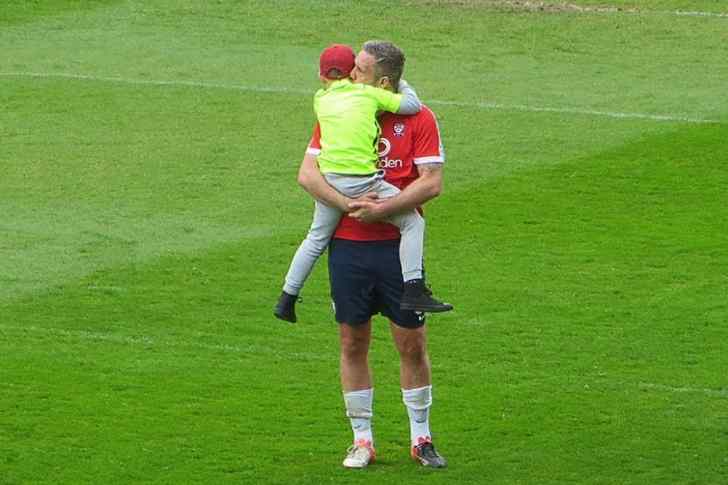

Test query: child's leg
[283,201,343,295]
[370,178,451,312]
[372,180,424,282]
[388,210,425,282]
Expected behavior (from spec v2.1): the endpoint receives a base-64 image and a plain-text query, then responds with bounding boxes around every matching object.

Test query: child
[275,44,452,323]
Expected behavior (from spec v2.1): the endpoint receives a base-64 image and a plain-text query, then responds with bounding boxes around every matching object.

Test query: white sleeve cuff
[306,147,321,156]
[413,156,444,165]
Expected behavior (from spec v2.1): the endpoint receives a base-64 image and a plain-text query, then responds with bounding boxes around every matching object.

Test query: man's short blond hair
[362,40,406,89]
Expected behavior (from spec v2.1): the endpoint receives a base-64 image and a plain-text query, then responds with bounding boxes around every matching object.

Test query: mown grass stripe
[1,71,720,125]
[4,323,726,398]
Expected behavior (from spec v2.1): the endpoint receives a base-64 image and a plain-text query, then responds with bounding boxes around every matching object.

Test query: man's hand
[349,195,386,223]
[339,196,358,213]
[349,163,443,223]
[357,192,379,203]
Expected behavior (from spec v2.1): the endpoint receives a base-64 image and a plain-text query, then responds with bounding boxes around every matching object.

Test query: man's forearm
[297,153,350,212]
[375,164,443,217]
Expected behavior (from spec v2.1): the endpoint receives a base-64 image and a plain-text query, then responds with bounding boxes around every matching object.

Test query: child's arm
[395,79,421,115]
[371,81,422,115]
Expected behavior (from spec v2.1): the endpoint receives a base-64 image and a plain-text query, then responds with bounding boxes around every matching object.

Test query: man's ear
[377,76,391,90]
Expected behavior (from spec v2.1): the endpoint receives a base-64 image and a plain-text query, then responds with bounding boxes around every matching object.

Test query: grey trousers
[283,171,425,295]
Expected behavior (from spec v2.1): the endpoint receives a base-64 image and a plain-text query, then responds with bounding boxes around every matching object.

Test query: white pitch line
[0,71,310,95]
[0,324,328,361]
[0,71,721,124]
[427,99,719,124]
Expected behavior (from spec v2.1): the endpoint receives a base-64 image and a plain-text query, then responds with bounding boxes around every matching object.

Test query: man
[297,40,448,469]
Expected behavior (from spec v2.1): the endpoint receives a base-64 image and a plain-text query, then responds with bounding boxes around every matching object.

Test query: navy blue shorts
[328,238,425,329]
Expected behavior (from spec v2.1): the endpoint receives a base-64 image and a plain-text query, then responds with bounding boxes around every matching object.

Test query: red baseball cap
[319,44,355,79]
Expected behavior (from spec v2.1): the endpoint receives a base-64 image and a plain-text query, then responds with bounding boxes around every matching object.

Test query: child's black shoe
[274,291,298,323]
[400,279,453,313]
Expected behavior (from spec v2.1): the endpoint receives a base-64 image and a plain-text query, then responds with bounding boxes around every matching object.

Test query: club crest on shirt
[393,122,406,137]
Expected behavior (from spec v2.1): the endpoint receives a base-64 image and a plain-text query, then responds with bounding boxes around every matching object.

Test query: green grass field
[2,1,727,483]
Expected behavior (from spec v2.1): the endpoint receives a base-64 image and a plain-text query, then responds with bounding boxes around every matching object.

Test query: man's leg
[390,322,432,440]
[368,236,444,466]
[328,238,378,467]
[390,322,447,468]
[340,321,376,468]
[340,320,373,392]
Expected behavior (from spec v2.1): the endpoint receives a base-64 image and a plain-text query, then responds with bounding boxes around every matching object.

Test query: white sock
[402,385,432,447]
[343,388,374,444]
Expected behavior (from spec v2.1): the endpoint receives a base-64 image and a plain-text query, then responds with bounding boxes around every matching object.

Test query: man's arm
[348,163,443,223]
[297,152,353,212]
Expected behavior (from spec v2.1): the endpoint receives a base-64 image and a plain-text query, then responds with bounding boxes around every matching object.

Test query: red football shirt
[306,105,445,241]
